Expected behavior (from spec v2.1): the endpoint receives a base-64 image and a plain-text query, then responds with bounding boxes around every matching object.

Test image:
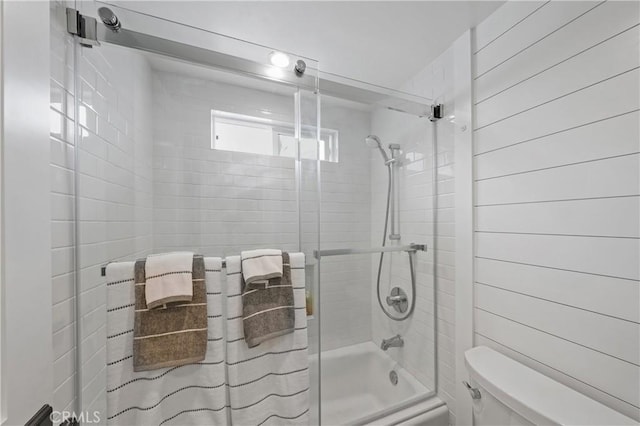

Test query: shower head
[365,135,390,163]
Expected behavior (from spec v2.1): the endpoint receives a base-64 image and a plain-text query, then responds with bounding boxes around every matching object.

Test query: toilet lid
[464,346,638,426]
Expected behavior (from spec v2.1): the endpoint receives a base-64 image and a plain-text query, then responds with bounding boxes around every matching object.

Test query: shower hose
[375,164,417,321]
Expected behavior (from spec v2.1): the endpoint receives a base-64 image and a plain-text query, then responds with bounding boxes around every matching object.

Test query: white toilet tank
[464,346,638,426]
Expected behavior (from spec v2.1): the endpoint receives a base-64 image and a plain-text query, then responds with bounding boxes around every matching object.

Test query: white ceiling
[108,1,504,88]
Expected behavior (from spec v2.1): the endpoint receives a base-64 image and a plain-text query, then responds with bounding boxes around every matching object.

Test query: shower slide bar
[314,243,426,259]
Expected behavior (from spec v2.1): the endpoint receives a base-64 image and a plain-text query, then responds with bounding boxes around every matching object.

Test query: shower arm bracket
[66,8,100,48]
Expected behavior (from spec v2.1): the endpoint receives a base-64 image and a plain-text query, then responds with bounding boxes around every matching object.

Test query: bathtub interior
[309,342,433,425]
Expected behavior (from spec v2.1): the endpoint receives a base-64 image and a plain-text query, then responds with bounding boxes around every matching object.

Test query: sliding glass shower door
[61,2,438,424]
[65,1,321,421]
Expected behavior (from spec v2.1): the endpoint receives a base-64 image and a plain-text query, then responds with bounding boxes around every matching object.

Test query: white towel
[240,249,283,286]
[225,254,310,426]
[145,252,194,309]
[105,258,229,425]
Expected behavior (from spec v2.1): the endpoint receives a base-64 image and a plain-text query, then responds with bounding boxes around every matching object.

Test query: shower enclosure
[55,1,444,423]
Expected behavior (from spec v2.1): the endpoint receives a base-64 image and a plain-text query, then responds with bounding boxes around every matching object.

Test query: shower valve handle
[386,294,406,306]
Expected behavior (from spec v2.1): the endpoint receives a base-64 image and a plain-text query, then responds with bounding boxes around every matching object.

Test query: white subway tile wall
[315,103,374,352]
[151,70,373,352]
[473,1,640,421]
[150,70,300,256]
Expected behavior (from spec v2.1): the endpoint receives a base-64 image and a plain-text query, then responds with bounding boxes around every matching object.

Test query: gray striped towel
[133,255,207,371]
[226,253,310,426]
[105,258,228,425]
[242,252,295,348]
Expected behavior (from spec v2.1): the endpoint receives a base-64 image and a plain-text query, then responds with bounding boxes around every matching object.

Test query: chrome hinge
[66,8,100,48]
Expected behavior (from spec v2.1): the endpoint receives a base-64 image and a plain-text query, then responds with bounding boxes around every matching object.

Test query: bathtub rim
[352,390,440,426]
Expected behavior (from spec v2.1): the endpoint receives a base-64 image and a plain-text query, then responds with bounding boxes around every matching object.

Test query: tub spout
[381,334,404,351]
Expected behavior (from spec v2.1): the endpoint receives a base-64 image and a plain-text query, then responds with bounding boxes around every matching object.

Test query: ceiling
[108,1,504,89]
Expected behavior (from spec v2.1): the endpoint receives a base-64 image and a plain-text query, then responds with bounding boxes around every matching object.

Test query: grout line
[475,23,640,104]
[474,1,606,80]
[475,281,640,325]
[473,66,639,131]
[474,1,551,54]
[475,307,640,367]
[474,230,640,240]
[474,194,640,208]
[474,332,640,409]
[49,134,75,148]
[54,345,77,364]
[474,256,640,283]
[474,152,640,182]
[473,109,640,157]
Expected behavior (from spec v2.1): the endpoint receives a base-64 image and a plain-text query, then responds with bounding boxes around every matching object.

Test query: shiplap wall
[472,0,640,420]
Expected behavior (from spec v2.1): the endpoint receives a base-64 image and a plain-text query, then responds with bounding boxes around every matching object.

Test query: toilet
[464,346,638,426]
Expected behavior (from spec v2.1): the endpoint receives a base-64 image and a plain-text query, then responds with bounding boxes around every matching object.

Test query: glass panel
[69,2,437,425]
[317,90,436,424]
[72,2,320,422]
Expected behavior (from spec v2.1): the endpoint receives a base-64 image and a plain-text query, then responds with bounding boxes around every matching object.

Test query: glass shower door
[315,88,437,424]
[66,2,321,422]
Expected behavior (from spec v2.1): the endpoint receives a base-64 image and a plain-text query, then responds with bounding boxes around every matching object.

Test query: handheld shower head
[365,135,390,163]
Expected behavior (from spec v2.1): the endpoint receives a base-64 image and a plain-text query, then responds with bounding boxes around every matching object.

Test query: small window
[211,110,338,162]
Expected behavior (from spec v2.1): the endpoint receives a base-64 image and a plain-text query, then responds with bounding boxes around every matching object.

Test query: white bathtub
[309,342,448,425]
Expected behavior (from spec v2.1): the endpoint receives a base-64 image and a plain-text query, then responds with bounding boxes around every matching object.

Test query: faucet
[381,334,404,351]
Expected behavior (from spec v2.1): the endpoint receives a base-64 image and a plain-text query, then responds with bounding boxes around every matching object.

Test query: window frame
[211,110,338,162]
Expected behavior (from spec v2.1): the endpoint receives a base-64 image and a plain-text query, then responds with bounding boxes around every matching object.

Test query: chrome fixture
[98,7,121,32]
[104,243,427,276]
[386,287,408,313]
[65,7,431,115]
[368,135,417,321]
[387,143,401,241]
[381,334,404,351]
[314,243,425,258]
[66,8,99,47]
[429,104,444,122]
[365,135,401,239]
[389,370,399,386]
[365,135,390,163]
[294,59,306,76]
[463,381,482,400]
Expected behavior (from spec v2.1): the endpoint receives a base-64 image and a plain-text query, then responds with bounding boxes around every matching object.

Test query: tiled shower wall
[150,69,373,352]
[315,102,373,351]
[370,45,457,423]
[151,70,300,255]
[50,0,154,418]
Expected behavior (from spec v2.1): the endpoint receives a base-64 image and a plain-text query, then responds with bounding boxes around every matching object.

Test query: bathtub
[309,342,448,425]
